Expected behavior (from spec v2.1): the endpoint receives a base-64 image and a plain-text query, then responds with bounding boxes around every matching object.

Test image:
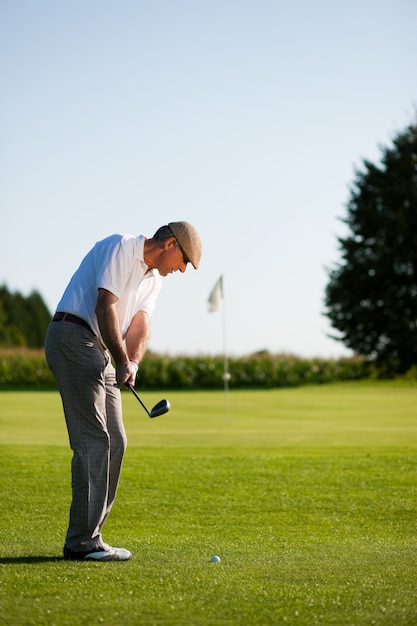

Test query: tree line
[0,285,51,348]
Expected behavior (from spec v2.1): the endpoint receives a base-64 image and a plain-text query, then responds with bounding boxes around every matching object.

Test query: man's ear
[163,236,177,250]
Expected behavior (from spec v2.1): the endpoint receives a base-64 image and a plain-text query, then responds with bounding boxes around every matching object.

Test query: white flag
[207,275,223,312]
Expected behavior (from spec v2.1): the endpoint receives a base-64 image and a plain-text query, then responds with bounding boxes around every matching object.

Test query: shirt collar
[137,234,158,276]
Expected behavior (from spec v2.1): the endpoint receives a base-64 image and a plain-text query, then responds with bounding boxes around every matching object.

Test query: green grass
[0,382,416,625]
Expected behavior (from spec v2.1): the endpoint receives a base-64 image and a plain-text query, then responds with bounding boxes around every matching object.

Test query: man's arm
[95,288,136,388]
[125,310,150,365]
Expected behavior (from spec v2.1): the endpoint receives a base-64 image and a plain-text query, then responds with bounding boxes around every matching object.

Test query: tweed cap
[168,221,202,269]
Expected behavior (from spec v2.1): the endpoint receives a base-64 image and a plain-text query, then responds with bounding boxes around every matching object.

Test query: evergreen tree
[325,121,417,374]
[0,285,51,348]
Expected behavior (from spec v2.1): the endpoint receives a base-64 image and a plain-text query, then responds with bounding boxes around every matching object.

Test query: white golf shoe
[63,544,132,561]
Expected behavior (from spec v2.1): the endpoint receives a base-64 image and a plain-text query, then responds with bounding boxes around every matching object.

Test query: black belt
[52,312,93,334]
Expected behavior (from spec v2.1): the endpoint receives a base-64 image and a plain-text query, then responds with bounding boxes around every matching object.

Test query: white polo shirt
[56,234,162,340]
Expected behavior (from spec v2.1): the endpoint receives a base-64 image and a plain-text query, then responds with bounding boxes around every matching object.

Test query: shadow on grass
[0,556,63,564]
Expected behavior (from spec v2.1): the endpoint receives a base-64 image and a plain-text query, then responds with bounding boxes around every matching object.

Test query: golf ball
[210,555,221,563]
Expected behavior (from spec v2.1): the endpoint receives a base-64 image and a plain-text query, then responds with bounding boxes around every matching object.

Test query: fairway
[0,382,416,625]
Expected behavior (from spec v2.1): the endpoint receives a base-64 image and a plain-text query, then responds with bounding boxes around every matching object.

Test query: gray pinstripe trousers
[45,320,127,552]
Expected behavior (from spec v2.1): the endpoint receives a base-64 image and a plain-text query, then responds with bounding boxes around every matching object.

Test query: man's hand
[116,360,138,389]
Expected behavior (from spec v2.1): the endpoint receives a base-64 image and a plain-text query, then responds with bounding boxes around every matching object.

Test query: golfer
[45,221,202,561]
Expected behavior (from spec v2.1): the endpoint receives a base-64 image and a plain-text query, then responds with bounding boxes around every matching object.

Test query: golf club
[127,383,170,418]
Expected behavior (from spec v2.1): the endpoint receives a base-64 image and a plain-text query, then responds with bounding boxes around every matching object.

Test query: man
[45,221,202,562]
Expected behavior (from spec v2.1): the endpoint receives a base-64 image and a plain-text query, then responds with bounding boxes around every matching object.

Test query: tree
[0,285,51,348]
[325,121,417,374]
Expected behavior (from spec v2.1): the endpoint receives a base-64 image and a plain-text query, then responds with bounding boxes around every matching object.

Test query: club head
[149,399,170,418]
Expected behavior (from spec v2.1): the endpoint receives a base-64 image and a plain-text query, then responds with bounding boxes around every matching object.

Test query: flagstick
[222,279,230,423]
[207,274,230,422]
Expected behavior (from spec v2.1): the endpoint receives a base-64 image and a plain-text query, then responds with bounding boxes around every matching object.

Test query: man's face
[157,238,188,276]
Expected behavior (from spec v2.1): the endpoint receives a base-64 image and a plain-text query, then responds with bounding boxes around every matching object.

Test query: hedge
[0,348,372,390]
[138,353,371,389]
[0,349,56,388]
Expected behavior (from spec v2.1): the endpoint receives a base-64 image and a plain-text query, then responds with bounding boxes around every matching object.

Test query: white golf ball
[210,555,221,563]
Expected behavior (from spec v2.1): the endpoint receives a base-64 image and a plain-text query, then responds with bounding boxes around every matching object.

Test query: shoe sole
[64,547,132,561]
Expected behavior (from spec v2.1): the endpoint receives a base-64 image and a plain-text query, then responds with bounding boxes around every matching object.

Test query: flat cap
[168,221,202,269]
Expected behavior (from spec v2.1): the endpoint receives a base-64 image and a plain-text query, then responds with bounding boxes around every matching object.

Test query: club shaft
[127,383,150,416]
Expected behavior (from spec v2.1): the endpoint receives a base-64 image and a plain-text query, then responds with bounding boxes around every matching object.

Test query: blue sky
[1,0,416,358]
